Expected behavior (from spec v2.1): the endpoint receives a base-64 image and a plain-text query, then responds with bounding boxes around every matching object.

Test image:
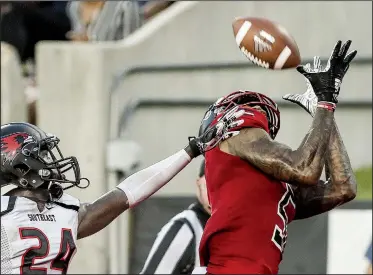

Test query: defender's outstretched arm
[77,147,193,239]
[76,106,244,239]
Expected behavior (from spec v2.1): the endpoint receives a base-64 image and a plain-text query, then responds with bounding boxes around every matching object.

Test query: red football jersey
[199,108,296,274]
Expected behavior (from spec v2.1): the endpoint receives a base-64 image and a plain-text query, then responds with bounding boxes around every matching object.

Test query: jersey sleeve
[140,218,196,274]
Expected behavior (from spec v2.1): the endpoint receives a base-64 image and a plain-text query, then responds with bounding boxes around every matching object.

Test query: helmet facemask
[35,135,90,191]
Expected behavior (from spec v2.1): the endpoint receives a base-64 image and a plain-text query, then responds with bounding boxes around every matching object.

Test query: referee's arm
[140,218,196,274]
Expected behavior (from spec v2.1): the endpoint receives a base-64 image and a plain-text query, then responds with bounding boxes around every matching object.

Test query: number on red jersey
[271,183,295,252]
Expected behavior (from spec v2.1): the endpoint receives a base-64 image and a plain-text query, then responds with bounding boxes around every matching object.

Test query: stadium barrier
[1,42,27,125]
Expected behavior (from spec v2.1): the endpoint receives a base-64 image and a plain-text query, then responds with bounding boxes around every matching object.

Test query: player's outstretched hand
[283,56,321,117]
[188,106,245,157]
[296,40,357,104]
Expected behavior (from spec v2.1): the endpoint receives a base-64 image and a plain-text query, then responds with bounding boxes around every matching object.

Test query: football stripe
[235,21,252,46]
[274,46,292,69]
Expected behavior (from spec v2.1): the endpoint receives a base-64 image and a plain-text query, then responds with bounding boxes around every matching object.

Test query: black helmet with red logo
[199,91,280,139]
[1,122,89,199]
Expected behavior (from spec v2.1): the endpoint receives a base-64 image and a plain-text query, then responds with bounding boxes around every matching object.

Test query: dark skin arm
[223,107,334,186]
[77,146,195,239]
[77,190,128,239]
[293,118,357,219]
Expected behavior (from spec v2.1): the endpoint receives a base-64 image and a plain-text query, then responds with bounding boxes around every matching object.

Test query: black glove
[188,106,244,158]
[296,40,357,103]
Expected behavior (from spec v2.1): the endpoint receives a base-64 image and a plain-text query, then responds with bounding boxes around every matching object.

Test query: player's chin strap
[47,182,64,201]
[45,181,88,202]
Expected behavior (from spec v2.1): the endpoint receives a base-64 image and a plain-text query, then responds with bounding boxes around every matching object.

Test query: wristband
[317,101,336,112]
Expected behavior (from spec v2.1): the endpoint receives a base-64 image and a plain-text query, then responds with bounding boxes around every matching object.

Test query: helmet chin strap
[47,182,63,201]
[38,169,64,201]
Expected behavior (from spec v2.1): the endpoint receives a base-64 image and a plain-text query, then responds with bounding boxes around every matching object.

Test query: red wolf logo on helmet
[1,133,34,165]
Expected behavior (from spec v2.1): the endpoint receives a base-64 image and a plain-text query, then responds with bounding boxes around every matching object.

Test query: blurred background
[1,1,372,274]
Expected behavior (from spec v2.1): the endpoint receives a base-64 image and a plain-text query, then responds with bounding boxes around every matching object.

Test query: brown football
[232,17,301,70]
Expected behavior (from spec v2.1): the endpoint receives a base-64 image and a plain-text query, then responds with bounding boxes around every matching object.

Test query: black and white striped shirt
[140,202,210,274]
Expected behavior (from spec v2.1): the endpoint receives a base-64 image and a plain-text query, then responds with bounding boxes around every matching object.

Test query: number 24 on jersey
[19,227,76,275]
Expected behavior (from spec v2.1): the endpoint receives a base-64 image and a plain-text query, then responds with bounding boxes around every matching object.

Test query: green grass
[355,166,372,200]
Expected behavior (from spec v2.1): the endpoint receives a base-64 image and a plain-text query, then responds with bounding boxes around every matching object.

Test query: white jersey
[1,194,80,274]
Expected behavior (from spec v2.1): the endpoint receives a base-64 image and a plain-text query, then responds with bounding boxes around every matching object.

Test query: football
[232,17,301,70]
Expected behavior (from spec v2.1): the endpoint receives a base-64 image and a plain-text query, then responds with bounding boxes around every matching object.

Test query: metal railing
[117,98,372,136]
[110,57,372,94]
[110,57,372,136]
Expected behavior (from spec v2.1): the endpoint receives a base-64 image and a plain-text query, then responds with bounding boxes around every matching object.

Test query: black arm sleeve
[140,218,196,274]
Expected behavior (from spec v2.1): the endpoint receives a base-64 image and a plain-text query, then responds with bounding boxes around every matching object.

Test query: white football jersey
[1,194,80,274]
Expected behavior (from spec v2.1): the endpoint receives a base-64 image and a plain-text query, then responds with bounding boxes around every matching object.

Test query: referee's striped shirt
[140,202,209,274]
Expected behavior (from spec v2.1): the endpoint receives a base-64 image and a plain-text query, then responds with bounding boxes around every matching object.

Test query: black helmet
[199,90,280,139]
[1,122,89,199]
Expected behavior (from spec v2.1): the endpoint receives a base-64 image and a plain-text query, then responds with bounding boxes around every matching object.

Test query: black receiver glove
[296,40,357,104]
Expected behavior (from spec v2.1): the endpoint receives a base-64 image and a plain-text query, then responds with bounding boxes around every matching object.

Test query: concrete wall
[35,1,372,273]
[1,42,27,125]
[36,45,111,273]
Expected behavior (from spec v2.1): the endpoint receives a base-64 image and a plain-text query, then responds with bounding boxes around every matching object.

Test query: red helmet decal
[1,133,29,163]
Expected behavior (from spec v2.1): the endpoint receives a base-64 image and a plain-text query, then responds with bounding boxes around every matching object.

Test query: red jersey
[199,108,296,274]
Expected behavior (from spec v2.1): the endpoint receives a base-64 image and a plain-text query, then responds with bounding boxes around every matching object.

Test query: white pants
[192,266,207,274]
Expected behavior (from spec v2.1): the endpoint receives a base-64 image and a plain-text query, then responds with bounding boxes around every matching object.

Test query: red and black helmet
[199,90,280,139]
[1,122,89,199]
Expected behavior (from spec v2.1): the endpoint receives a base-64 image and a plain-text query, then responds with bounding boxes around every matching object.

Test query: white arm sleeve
[116,149,191,207]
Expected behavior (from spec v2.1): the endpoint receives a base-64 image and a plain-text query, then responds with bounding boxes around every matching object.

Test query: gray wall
[1,42,27,125]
